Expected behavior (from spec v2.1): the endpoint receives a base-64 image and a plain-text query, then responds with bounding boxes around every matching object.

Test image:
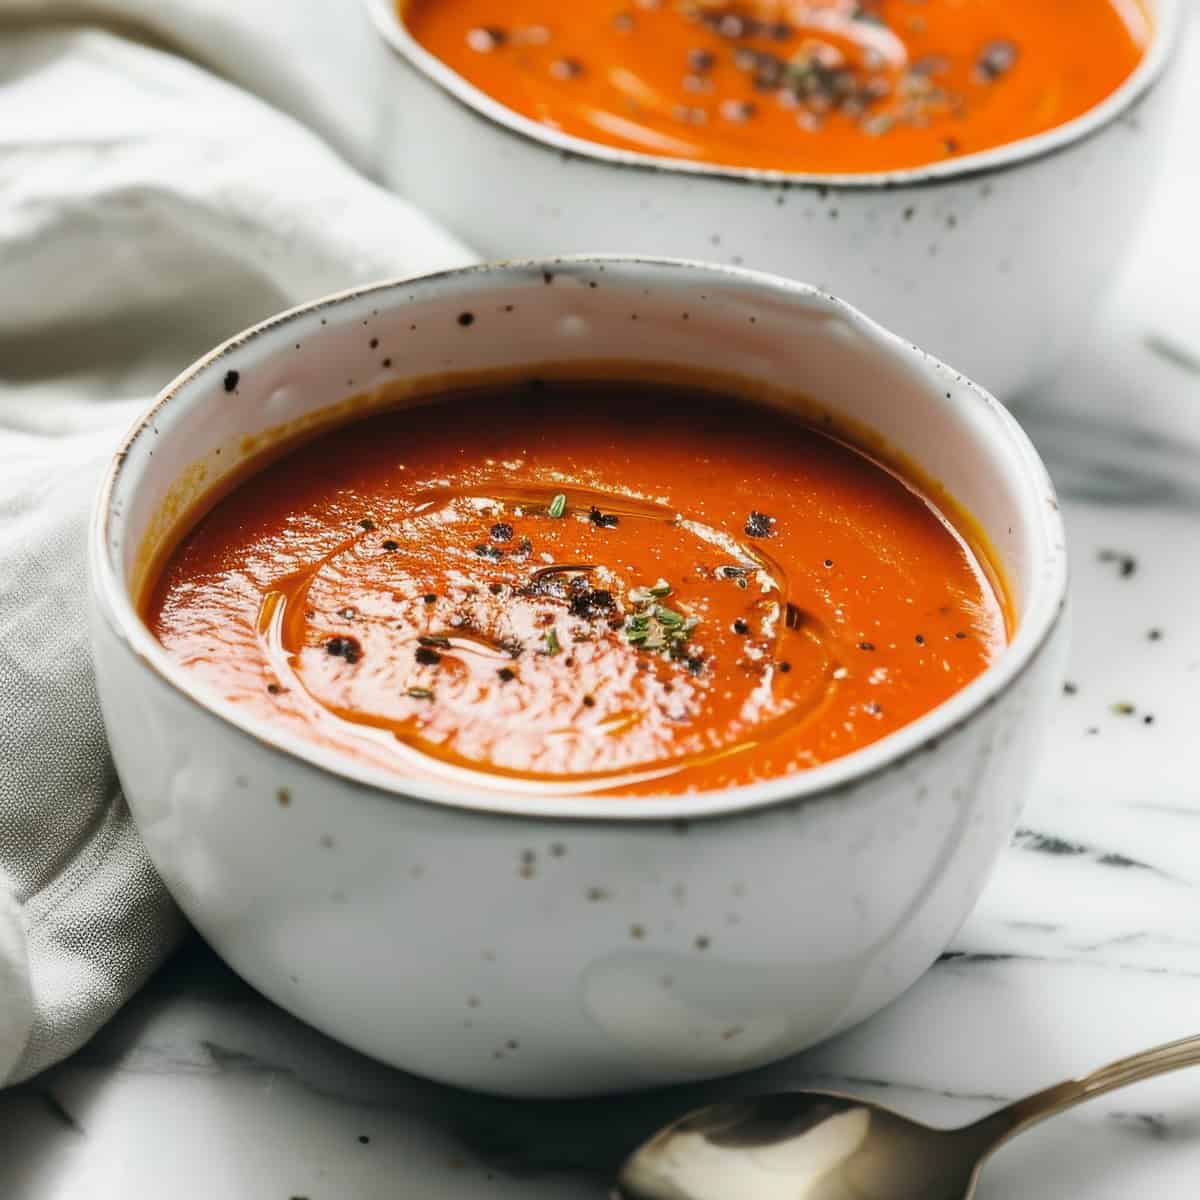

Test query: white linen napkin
[0,0,474,1085]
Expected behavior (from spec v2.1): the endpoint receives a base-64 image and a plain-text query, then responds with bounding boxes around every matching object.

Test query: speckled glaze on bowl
[366,0,1182,401]
[89,258,1068,1097]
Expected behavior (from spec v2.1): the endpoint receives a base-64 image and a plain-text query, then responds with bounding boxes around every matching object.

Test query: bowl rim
[90,255,1069,824]
[365,0,1182,191]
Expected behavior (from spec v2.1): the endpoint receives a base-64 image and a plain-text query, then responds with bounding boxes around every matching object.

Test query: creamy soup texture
[145,381,1008,797]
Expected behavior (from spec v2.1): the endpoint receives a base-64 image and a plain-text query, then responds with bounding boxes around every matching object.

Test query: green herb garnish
[407,687,435,701]
[547,493,567,519]
[544,628,562,655]
[654,605,685,628]
[623,582,697,658]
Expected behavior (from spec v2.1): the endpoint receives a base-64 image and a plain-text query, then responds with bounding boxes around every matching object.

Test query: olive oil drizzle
[253,485,846,793]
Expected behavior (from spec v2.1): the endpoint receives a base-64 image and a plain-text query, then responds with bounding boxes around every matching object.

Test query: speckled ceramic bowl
[366,0,1182,401]
[89,258,1068,1097]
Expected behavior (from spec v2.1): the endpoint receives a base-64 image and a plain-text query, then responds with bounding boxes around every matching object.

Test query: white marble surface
[3,26,1200,1200]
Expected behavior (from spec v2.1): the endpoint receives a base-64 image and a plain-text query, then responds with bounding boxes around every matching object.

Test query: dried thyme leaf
[622,580,698,660]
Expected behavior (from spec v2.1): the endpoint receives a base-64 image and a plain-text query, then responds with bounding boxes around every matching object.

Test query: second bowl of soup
[368,0,1182,399]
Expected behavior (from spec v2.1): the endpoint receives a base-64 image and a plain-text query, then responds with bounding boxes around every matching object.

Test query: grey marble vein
[32,1090,83,1136]
[1024,414,1200,508]
[1013,829,1166,878]
[1144,334,1200,377]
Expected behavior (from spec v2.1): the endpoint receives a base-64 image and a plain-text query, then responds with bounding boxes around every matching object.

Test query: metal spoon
[615,1033,1200,1200]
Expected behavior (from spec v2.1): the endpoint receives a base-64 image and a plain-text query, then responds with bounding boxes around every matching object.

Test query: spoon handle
[968,1033,1200,1147]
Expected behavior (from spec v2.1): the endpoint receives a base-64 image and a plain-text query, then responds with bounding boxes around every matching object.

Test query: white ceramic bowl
[89,258,1068,1097]
[366,0,1182,401]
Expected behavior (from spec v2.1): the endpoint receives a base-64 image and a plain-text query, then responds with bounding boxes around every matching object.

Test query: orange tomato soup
[402,0,1148,173]
[145,381,1008,797]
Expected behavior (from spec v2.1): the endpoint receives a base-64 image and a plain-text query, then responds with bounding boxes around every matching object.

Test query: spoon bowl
[617,1092,994,1200]
[616,1033,1200,1200]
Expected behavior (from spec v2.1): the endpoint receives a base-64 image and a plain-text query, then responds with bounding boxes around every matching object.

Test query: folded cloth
[0,871,33,1084]
[0,0,475,1085]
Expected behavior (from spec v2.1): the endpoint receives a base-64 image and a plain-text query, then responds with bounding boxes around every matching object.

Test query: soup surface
[145,382,1008,797]
[403,0,1147,173]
